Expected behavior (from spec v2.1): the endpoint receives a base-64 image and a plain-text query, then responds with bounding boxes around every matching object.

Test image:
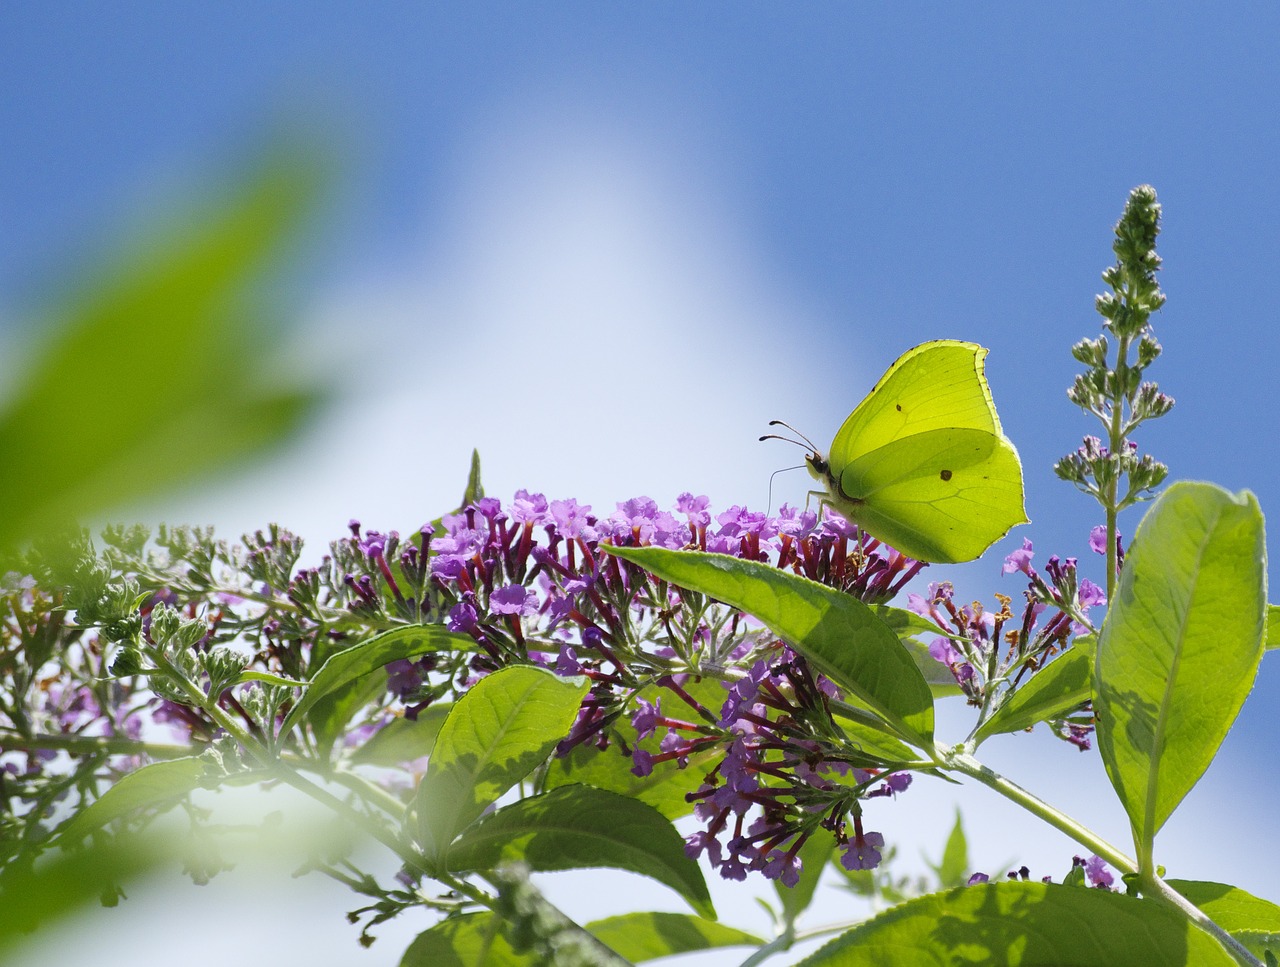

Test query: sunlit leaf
[416,665,588,864]
[586,913,762,962]
[974,646,1092,744]
[797,881,1236,966]
[606,547,934,748]
[1094,483,1266,856]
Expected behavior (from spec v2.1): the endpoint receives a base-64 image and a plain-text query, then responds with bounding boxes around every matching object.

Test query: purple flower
[631,697,662,741]
[447,601,478,633]
[685,829,724,865]
[676,493,712,528]
[1089,525,1108,555]
[549,498,596,539]
[1078,578,1106,608]
[631,748,655,777]
[967,872,990,885]
[554,644,582,676]
[490,585,537,616]
[1083,855,1114,889]
[762,851,802,888]
[1002,538,1035,577]
[840,831,884,871]
[359,530,390,559]
[510,490,550,525]
[929,637,963,665]
[386,659,424,698]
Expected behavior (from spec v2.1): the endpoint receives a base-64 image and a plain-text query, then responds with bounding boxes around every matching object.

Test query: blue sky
[5,5,1279,964]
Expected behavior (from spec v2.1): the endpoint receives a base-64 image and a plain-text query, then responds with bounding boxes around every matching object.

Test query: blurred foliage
[0,139,332,553]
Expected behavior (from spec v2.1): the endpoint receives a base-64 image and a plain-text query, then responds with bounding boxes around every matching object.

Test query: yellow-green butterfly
[765,340,1028,564]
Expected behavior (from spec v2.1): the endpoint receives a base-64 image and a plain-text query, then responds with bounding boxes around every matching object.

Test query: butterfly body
[793,340,1028,564]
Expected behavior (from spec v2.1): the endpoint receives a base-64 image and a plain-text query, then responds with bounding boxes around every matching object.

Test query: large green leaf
[606,547,934,748]
[586,913,762,962]
[416,665,588,863]
[796,881,1237,966]
[1170,880,1280,959]
[974,645,1092,744]
[57,758,208,842]
[0,144,329,549]
[1094,483,1266,856]
[279,625,472,738]
[448,784,713,918]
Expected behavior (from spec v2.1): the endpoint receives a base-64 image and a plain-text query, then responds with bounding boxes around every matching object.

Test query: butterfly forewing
[827,341,1001,470]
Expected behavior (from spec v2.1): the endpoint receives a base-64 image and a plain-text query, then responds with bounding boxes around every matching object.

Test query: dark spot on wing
[940,469,953,481]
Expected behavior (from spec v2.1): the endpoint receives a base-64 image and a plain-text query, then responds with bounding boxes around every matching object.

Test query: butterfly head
[761,420,832,482]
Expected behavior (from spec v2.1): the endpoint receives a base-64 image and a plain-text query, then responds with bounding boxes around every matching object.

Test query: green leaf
[796,881,1237,966]
[400,913,533,967]
[280,625,472,738]
[931,810,969,889]
[0,142,330,549]
[1267,604,1280,650]
[586,913,763,962]
[1170,880,1280,958]
[1094,482,1266,855]
[543,676,724,820]
[236,670,308,688]
[350,705,452,766]
[417,665,588,863]
[873,605,963,698]
[58,757,208,842]
[606,547,934,747]
[462,448,485,507]
[0,835,173,960]
[775,832,835,925]
[974,645,1092,744]
[448,784,713,918]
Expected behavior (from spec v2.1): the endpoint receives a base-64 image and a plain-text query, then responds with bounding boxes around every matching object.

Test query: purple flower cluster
[908,534,1105,749]
[344,492,927,881]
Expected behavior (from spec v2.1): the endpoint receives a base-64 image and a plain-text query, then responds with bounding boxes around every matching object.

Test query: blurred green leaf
[0,142,333,550]
[400,913,532,967]
[0,835,172,962]
[586,913,762,961]
[350,704,452,767]
[930,810,969,889]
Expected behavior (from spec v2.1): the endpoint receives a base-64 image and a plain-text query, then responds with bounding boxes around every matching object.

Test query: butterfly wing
[825,341,1027,563]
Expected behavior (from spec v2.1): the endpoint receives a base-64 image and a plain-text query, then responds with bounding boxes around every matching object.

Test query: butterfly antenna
[759,420,819,454]
[765,464,805,514]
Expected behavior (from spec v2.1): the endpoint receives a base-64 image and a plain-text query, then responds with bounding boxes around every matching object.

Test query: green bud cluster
[1054,186,1171,517]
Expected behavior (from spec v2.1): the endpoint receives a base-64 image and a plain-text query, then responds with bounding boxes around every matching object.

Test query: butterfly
[764,340,1028,563]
